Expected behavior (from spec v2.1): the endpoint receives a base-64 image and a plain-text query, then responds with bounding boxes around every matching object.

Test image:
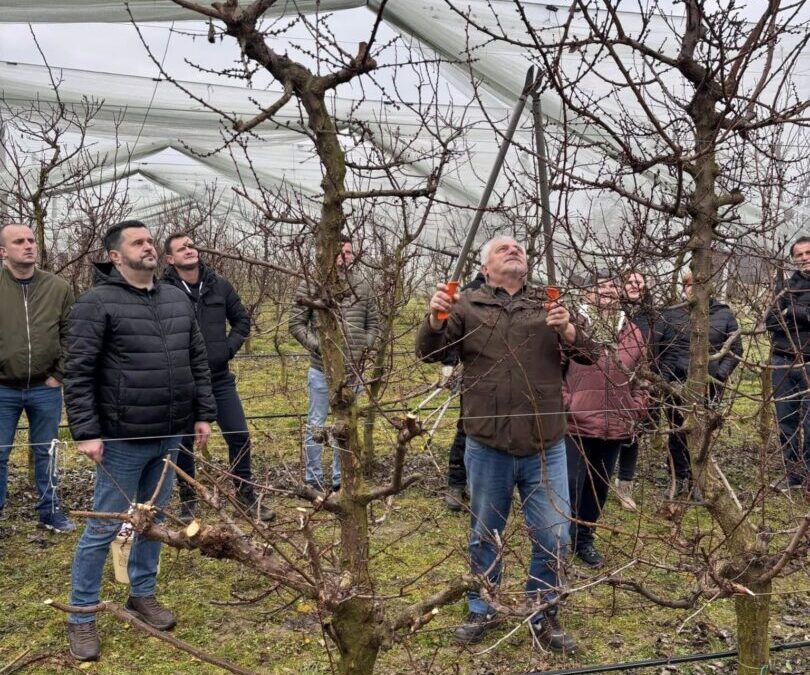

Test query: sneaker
[237,485,275,523]
[575,542,605,569]
[125,596,176,631]
[453,611,497,644]
[614,479,637,511]
[444,486,465,513]
[331,483,341,493]
[530,608,577,653]
[178,499,197,525]
[67,621,100,662]
[39,509,76,533]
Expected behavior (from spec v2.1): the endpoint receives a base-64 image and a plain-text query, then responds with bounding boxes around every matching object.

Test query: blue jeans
[772,355,810,485]
[304,368,340,488]
[68,436,180,623]
[464,436,570,615]
[0,383,63,514]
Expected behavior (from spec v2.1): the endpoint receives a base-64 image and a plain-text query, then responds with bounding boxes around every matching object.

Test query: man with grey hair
[0,222,75,532]
[416,234,597,652]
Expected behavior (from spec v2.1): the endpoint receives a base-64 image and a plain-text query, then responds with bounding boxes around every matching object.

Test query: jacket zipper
[148,290,174,430]
[22,284,32,387]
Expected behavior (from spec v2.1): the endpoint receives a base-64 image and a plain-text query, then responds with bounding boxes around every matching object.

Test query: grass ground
[0,324,808,674]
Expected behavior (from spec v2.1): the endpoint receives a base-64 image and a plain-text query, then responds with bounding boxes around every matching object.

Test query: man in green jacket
[289,235,379,491]
[0,223,75,532]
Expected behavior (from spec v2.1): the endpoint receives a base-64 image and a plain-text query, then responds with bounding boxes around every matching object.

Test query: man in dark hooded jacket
[64,221,216,662]
[652,271,742,500]
[163,233,272,523]
[766,236,810,491]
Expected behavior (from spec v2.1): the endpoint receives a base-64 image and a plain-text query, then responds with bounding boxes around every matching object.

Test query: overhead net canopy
[0,0,806,270]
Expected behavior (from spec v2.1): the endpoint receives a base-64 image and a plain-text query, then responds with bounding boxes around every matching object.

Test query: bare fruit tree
[46,3,487,675]
[445,0,810,670]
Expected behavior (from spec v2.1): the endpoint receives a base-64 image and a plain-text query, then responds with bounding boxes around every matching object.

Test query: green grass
[0,315,808,674]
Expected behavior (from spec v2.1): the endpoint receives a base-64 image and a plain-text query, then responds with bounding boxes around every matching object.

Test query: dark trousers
[447,413,467,488]
[566,435,623,549]
[617,440,638,482]
[771,355,810,486]
[177,371,252,501]
[665,384,720,481]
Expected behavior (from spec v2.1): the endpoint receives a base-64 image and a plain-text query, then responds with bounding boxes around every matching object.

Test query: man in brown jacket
[416,235,596,653]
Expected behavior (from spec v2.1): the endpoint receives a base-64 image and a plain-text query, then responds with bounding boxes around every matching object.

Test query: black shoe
[453,611,497,644]
[331,483,341,493]
[237,485,275,522]
[673,478,703,504]
[575,543,604,569]
[178,499,197,525]
[444,486,465,512]
[530,608,576,653]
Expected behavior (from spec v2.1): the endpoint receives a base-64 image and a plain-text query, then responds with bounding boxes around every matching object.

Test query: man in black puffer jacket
[766,236,810,491]
[163,233,272,523]
[64,221,216,663]
[652,271,742,500]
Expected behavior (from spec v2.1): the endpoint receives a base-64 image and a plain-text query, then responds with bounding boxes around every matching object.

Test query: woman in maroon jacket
[564,271,647,568]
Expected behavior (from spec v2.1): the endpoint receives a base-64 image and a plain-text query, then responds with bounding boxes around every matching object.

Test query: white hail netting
[0,0,365,23]
[1,0,807,249]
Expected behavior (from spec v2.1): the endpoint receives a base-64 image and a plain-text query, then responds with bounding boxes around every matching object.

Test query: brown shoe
[67,621,100,662]
[125,596,176,631]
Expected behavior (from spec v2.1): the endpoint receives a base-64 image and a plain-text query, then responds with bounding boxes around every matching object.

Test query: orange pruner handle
[544,285,560,311]
[435,280,460,321]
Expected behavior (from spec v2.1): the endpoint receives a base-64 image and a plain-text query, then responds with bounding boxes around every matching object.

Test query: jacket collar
[162,260,215,296]
[93,261,157,293]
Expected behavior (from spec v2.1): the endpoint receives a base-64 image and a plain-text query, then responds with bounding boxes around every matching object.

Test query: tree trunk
[687,88,771,675]
[332,598,380,675]
[735,579,772,674]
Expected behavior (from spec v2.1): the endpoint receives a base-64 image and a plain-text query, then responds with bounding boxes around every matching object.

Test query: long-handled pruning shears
[437,65,539,320]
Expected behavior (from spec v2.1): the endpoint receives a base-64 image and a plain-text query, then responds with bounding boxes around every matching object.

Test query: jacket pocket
[462,380,497,442]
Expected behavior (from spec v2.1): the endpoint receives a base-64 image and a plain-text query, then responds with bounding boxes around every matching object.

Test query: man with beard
[766,236,810,493]
[416,235,597,653]
[0,223,75,532]
[64,221,216,662]
[163,233,273,523]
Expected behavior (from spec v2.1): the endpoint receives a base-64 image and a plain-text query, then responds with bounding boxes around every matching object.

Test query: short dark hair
[790,236,810,258]
[164,232,189,255]
[339,233,351,245]
[104,220,148,253]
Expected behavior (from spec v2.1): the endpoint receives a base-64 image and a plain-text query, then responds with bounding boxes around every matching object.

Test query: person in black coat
[163,233,272,523]
[440,270,485,512]
[651,270,742,500]
[64,221,216,662]
[765,236,810,491]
